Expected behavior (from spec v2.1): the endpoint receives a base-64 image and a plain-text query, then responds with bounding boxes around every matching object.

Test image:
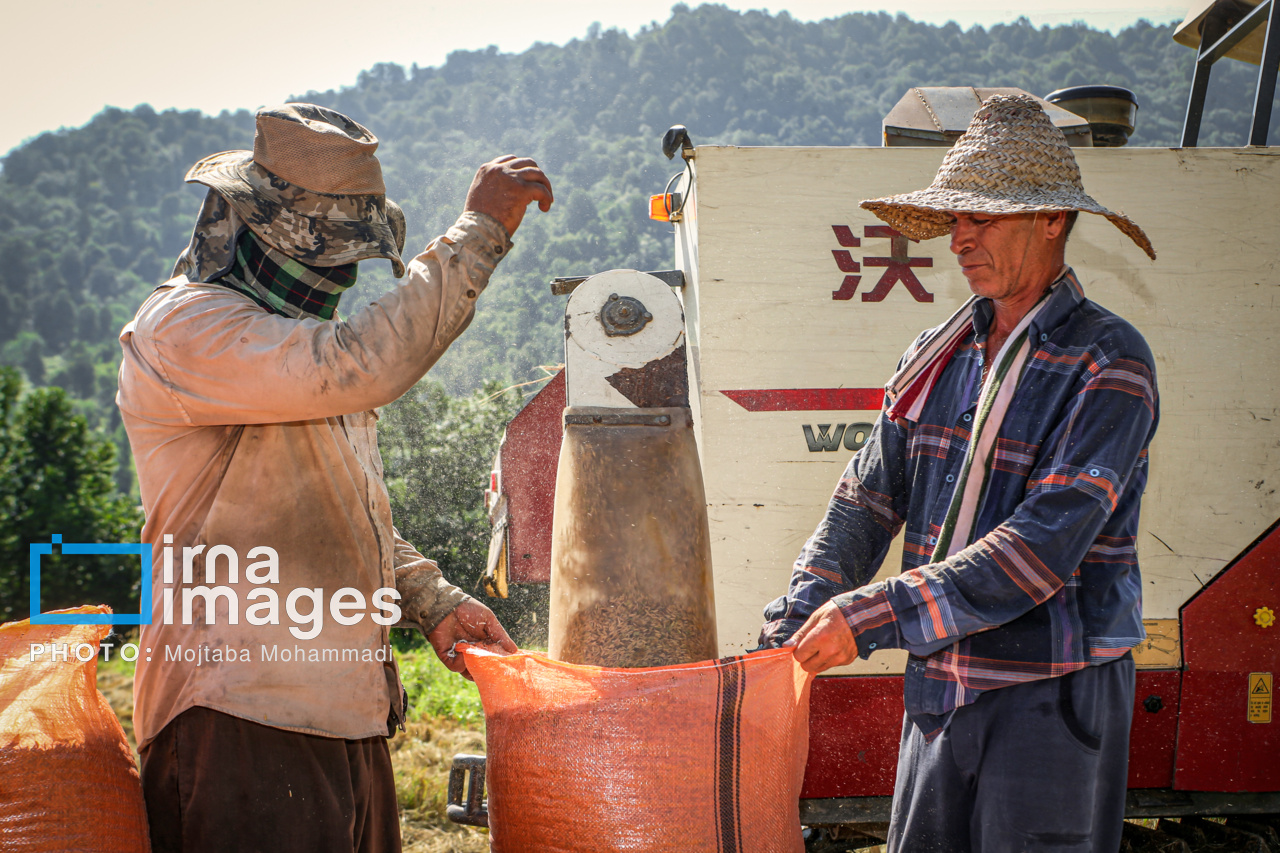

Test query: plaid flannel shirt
[761,269,1159,738]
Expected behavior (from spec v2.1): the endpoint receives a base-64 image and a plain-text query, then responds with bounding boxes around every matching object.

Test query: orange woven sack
[463,646,813,853]
[0,606,150,852]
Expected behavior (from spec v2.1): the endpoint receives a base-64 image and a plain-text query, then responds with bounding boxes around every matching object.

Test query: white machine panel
[675,146,1280,669]
[564,270,686,409]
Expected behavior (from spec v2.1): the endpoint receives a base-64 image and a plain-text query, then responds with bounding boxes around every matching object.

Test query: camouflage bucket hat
[185,103,407,277]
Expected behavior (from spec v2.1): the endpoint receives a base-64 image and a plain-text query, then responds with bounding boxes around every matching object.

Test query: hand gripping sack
[464,646,813,853]
[0,606,150,852]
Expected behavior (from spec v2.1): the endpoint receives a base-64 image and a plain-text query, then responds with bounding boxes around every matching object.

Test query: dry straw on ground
[392,720,491,853]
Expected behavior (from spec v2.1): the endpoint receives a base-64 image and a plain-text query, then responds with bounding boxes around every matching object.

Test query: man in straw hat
[116,103,552,852]
[761,94,1158,851]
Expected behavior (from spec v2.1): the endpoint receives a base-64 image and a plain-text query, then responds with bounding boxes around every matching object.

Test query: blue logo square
[29,535,153,625]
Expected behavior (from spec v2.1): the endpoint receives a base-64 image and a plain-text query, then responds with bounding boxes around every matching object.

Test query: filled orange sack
[0,606,150,852]
[463,646,813,853]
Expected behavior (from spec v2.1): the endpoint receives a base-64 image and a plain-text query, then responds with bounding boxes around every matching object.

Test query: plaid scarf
[884,266,1072,424]
[215,229,357,321]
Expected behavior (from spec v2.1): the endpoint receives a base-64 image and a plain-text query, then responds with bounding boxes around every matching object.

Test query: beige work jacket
[117,212,512,748]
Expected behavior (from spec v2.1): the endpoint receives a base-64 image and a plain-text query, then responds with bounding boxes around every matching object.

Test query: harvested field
[391,720,490,853]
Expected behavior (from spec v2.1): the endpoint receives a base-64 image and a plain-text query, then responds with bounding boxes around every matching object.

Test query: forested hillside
[0,4,1273,491]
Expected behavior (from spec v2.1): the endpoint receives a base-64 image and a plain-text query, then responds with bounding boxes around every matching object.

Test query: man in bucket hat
[116,103,552,852]
[762,95,1158,851]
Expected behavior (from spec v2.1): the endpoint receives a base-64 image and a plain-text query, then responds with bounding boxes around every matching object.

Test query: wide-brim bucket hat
[185,103,407,277]
[861,94,1155,260]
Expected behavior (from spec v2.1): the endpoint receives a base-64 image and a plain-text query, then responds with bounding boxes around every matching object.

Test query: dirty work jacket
[117,212,512,749]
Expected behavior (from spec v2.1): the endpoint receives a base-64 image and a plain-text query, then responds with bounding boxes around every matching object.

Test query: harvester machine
[453,3,1280,847]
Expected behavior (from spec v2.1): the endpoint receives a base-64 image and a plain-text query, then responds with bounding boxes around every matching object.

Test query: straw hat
[185,103,407,277]
[861,94,1155,260]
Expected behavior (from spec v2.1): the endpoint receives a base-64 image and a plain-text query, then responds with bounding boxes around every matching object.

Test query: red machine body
[491,371,1280,810]
[1174,521,1280,792]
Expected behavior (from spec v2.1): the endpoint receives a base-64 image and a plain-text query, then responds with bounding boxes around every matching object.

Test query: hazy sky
[5,0,1189,156]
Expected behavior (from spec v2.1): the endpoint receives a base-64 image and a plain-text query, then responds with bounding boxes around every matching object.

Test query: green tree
[377,378,549,647]
[0,367,145,623]
[0,331,45,385]
[33,291,78,351]
[48,341,97,399]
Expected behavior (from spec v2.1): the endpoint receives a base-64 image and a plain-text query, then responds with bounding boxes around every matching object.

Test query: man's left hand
[427,599,518,679]
[786,600,859,674]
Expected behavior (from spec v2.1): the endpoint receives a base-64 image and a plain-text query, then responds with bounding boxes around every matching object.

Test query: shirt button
[962,414,972,422]
[494,245,504,254]
[1040,333,1048,342]
[1089,468,1101,477]
[466,289,477,298]
[945,474,954,483]
[868,642,878,650]
[928,536,937,545]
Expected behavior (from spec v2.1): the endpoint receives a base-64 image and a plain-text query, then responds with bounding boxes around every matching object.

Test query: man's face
[947,211,1054,302]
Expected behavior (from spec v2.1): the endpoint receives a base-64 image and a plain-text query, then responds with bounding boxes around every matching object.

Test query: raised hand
[463,155,554,236]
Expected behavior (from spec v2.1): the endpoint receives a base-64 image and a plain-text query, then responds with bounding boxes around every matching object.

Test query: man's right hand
[785,599,859,674]
[464,155,554,237]
[427,598,518,681]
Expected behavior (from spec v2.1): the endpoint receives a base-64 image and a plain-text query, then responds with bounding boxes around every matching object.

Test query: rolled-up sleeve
[391,530,471,634]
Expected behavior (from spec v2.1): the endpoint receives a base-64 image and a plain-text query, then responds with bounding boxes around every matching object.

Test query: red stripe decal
[720,388,884,412]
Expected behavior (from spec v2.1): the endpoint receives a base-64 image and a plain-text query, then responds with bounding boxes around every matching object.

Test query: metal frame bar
[1125,789,1280,818]
[448,758,1280,828]
[800,796,894,825]
[550,269,686,296]
[1182,0,1278,146]
[801,790,1280,826]
[1251,0,1280,143]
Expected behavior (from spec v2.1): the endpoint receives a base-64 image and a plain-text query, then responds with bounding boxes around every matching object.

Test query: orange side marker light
[649,193,678,222]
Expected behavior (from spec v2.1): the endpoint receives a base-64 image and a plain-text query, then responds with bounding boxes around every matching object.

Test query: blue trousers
[887,654,1135,853]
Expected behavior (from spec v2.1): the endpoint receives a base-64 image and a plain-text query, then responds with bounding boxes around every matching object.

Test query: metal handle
[446,754,489,828]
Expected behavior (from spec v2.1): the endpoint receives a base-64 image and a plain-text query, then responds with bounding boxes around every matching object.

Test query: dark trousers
[139,706,401,853]
[887,655,1135,853]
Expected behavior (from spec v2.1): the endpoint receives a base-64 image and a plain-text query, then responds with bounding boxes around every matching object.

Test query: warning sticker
[1248,672,1272,724]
